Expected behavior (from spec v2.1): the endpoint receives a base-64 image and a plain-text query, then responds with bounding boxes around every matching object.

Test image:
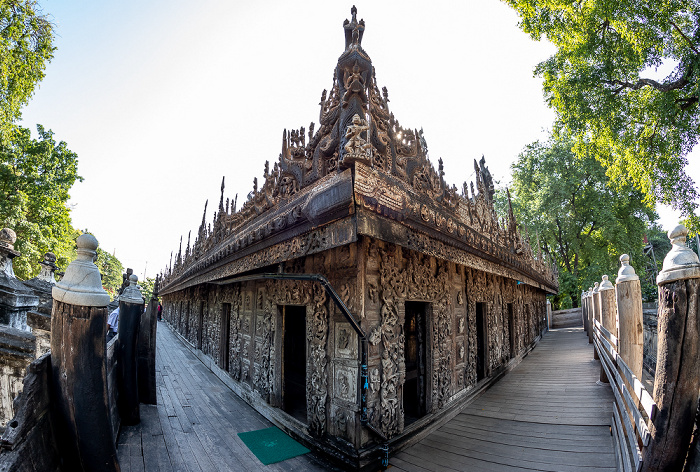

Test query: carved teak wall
[158,7,554,466]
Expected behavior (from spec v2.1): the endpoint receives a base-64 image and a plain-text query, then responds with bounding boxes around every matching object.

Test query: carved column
[642,225,700,472]
[615,254,643,380]
[598,276,615,384]
[117,275,144,425]
[50,233,119,471]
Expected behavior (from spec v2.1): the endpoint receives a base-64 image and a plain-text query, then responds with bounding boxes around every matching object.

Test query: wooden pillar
[137,296,158,405]
[586,287,594,345]
[642,225,700,472]
[581,291,589,335]
[546,300,552,330]
[117,274,144,425]
[598,276,615,383]
[50,234,120,472]
[592,283,600,359]
[615,254,643,380]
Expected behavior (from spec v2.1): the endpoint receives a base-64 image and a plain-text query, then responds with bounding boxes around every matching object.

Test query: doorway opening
[220,303,231,371]
[404,301,429,424]
[282,305,307,423]
[476,302,487,381]
[507,303,515,359]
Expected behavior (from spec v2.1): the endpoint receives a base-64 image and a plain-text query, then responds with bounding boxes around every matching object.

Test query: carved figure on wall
[343,114,372,165]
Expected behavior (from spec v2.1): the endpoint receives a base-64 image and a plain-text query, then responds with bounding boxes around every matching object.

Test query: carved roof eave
[354,163,559,294]
[160,170,355,295]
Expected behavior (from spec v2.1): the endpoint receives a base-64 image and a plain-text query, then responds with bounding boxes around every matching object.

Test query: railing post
[117,274,144,425]
[597,275,615,384]
[587,287,594,345]
[50,233,119,471]
[592,283,600,359]
[581,291,588,334]
[137,280,158,405]
[615,254,643,380]
[641,225,700,472]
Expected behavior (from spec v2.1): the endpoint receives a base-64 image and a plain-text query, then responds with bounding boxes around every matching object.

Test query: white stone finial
[599,274,614,290]
[52,233,110,307]
[657,225,700,284]
[616,254,639,283]
[0,228,17,250]
[593,282,600,293]
[37,252,58,284]
[120,273,144,304]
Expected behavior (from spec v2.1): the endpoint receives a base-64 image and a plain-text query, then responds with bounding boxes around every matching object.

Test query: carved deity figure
[343,113,372,164]
[342,62,368,107]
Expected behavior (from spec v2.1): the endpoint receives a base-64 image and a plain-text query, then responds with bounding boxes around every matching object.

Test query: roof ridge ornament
[343,5,365,50]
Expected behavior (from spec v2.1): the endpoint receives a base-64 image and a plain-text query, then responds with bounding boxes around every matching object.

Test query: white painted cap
[52,233,110,307]
[657,225,700,284]
[616,254,639,283]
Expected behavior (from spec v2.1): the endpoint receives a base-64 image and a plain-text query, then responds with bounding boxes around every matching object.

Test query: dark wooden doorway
[507,303,515,359]
[282,305,307,423]
[404,301,428,424]
[220,303,231,371]
[476,302,487,381]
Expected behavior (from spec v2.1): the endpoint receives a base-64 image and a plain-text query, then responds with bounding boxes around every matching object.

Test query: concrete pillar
[117,274,144,425]
[51,233,119,471]
[598,275,615,383]
[641,225,700,472]
[615,254,643,380]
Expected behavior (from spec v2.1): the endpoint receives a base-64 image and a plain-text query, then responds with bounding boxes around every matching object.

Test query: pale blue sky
[19,1,697,279]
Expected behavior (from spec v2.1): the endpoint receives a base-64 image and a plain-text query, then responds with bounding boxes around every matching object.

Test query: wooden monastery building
[158,8,558,470]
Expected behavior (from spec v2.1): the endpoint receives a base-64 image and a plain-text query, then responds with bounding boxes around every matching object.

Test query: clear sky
[19,0,699,280]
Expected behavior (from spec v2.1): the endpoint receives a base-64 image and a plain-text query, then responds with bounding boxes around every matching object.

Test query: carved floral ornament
[159,7,557,294]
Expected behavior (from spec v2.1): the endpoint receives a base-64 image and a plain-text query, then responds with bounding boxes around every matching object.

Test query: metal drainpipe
[214,272,387,442]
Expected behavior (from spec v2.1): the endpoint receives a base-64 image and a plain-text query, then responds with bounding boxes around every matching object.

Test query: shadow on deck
[116,323,337,472]
[391,327,615,472]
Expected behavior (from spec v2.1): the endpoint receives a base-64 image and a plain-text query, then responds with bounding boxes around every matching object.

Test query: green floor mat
[237,426,310,465]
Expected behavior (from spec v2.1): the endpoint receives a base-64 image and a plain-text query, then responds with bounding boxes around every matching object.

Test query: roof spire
[343,6,365,50]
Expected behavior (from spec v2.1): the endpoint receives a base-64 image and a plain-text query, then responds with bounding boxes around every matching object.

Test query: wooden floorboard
[116,322,336,471]
[390,327,616,472]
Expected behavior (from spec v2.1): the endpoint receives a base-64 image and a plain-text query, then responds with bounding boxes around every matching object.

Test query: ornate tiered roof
[160,7,558,294]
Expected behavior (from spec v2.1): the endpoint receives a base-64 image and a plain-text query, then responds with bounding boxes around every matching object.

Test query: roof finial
[343,6,365,50]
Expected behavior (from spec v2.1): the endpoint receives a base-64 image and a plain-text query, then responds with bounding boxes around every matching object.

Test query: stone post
[615,254,643,380]
[641,225,700,472]
[117,274,144,425]
[598,275,615,384]
[25,252,60,359]
[50,233,119,471]
[592,283,600,359]
[0,228,39,331]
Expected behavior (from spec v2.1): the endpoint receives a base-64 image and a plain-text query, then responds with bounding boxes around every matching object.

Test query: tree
[138,277,156,303]
[506,135,657,308]
[0,0,55,140]
[0,125,82,279]
[95,247,124,300]
[504,0,700,230]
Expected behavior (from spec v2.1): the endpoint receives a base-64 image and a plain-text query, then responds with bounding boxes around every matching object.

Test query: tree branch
[670,21,699,54]
[606,75,690,94]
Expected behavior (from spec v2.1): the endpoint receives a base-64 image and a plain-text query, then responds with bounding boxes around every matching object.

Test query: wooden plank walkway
[391,327,616,472]
[116,322,337,472]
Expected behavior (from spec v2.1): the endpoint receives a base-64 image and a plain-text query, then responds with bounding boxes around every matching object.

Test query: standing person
[107,306,120,340]
[157,302,162,321]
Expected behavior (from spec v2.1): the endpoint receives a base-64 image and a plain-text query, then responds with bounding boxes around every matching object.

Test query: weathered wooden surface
[391,327,615,472]
[116,322,337,471]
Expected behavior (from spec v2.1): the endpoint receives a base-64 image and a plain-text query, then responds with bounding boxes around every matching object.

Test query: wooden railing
[582,225,700,472]
[593,318,656,472]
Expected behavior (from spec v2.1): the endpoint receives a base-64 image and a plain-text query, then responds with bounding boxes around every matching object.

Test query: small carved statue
[343,113,372,164]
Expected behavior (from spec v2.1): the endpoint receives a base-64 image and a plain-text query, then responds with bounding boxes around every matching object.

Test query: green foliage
[0,0,55,140]
[504,0,700,230]
[95,247,124,299]
[508,135,657,308]
[0,125,82,279]
[138,277,156,303]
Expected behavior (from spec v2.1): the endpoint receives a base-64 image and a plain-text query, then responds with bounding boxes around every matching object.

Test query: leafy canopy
[0,0,54,140]
[504,0,700,230]
[0,125,82,279]
[505,135,658,308]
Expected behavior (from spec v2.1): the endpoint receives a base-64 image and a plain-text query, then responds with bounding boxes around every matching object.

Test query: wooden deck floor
[116,322,336,472]
[391,327,616,472]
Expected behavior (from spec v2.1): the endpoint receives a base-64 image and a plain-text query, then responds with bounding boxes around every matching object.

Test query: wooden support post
[137,296,157,405]
[117,274,144,425]
[587,287,594,345]
[615,254,643,380]
[598,276,615,383]
[581,291,589,335]
[642,225,700,472]
[50,234,120,472]
[592,283,600,359]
